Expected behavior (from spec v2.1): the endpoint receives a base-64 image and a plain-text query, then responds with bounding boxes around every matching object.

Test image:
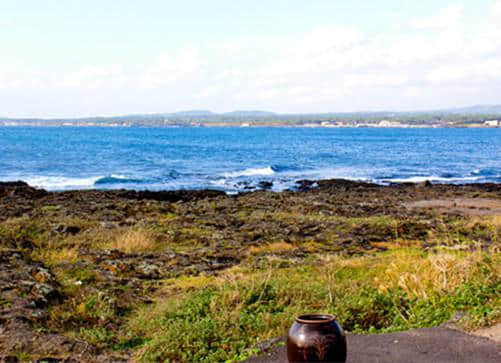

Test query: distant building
[484,120,500,127]
[320,121,333,127]
[378,120,400,127]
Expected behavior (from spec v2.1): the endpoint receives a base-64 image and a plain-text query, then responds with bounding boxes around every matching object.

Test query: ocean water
[0,126,500,193]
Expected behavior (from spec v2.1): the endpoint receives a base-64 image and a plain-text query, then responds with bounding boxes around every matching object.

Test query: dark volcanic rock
[116,189,226,202]
[258,181,273,190]
[416,180,432,188]
[0,181,48,199]
[0,179,500,361]
[53,224,81,235]
[295,179,317,191]
[316,178,380,190]
[0,250,59,323]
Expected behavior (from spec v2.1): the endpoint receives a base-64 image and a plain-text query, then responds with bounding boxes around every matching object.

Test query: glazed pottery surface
[287,314,347,362]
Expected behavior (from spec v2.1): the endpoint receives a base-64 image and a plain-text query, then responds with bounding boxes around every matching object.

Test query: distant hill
[1,104,501,126]
[167,110,216,118]
[440,105,501,114]
[223,110,277,117]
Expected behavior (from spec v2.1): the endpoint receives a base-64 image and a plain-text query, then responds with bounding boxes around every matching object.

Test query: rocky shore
[0,180,500,361]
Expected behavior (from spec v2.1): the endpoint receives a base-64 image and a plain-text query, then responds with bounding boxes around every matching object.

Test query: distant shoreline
[2,105,501,128]
[0,123,499,129]
[3,178,500,195]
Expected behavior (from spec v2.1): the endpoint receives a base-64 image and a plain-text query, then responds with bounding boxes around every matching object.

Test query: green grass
[1,200,499,361]
[78,327,115,347]
[41,205,60,212]
[123,248,500,362]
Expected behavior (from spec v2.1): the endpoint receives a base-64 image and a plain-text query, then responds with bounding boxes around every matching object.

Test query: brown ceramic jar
[287,314,347,362]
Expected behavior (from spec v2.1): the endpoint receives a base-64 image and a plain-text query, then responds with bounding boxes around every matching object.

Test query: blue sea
[0,127,500,193]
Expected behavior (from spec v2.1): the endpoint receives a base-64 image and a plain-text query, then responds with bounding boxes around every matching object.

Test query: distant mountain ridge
[167,110,216,118]
[223,110,277,117]
[439,104,501,114]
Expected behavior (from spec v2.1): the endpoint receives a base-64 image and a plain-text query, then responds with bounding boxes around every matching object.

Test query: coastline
[1,123,500,128]
[0,179,499,361]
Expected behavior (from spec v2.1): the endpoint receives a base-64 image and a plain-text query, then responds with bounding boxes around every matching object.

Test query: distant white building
[484,120,500,127]
[320,121,336,127]
[378,120,400,127]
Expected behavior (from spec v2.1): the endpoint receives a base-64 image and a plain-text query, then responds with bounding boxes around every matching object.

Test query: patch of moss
[41,205,60,212]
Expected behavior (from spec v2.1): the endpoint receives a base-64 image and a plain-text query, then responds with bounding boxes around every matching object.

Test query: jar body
[287,315,346,362]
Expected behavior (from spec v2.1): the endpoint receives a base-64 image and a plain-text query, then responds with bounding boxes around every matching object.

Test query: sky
[1,0,501,118]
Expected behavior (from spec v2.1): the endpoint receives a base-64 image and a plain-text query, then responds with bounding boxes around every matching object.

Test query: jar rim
[295,314,336,324]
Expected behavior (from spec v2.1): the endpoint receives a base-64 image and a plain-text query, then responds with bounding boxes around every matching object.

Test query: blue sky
[1,0,501,117]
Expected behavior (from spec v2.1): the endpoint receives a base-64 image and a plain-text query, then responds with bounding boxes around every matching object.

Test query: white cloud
[57,65,126,89]
[492,0,501,18]
[139,47,203,89]
[427,57,501,83]
[405,86,422,98]
[0,19,14,27]
[3,2,501,116]
[410,4,464,30]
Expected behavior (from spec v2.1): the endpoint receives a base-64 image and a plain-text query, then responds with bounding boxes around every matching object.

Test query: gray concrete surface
[245,327,501,363]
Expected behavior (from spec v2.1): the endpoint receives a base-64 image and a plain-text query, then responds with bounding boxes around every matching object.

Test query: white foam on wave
[210,178,228,187]
[292,167,372,181]
[23,175,103,190]
[223,166,275,178]
[383,175,480,183]
[109,174,129,179]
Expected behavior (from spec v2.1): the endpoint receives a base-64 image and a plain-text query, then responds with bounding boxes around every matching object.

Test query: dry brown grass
[371,239,424,250]
[107,228,158,253]
[37,246,80,266]
[373,249,495,299]
[491,215,501,227]
[249,241,295,255]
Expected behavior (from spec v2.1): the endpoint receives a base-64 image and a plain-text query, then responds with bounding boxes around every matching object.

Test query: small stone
[125,217,137,224]
[416,180,432,188]
[2,356,19,363]
[53,224,81,235]
[136,262,161,279]
[32,267,52,284]
[100,221,118,229]
[32,283,56,299]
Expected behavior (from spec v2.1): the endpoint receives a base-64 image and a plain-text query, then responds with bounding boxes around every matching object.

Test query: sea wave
[223,166,276,178]
[4,168,495,193]
[210,178,228,187]
[382,175,481,183]
[94,175,146,185]
[23,175,102,190]
[471,168,498,176]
